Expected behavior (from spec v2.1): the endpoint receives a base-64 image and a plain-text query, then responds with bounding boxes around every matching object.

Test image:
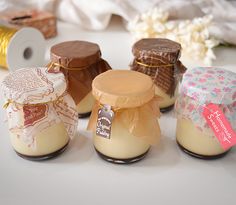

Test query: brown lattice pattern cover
[131,38,187,96]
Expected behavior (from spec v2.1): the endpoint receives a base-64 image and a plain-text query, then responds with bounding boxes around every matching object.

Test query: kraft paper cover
[87,96,161,145]
[92,70,155,108]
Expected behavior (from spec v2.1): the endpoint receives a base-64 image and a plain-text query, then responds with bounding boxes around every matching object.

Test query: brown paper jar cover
[88,70,161,144]
[50,41,112,104]
[130,38,187,96]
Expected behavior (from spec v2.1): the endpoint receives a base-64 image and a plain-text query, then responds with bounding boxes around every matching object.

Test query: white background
[0,17,236,205]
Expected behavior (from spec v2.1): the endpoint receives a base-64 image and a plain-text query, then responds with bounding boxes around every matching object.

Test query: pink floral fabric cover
[175,67,236,135]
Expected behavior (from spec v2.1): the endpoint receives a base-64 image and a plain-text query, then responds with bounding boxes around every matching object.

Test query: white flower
[205,39,219,48]
[165,21,176,31]
[128,8,219,65]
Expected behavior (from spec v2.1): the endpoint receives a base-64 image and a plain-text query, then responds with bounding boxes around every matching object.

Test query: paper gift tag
[202,103,236,150]
[96,105,114,139]
[23,104,48,126]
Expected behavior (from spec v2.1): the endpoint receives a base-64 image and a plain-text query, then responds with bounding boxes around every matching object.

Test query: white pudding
[77,91,95,115]
[10,122,69,156]
[155,86,176,109]
[176,119,226,156]
[94,117,150,159]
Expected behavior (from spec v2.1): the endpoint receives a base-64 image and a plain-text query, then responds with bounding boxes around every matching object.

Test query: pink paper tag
[202,103,236,150]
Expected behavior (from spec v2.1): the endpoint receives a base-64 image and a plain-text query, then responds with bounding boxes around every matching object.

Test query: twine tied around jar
[46,59,111,105]
[131,56,186,97]
[47,62,91,71]
[131,38,187,97]
[2,92,65,109]
[135,58,174,68]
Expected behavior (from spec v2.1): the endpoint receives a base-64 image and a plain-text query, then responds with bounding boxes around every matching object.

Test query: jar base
[95,147,150,164]
[160,104,174,113]
[177,141,229,160]
[14,141,69,161]
[78,111,91,118]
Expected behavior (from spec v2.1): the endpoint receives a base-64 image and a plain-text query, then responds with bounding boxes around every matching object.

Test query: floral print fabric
[176,67,236,136]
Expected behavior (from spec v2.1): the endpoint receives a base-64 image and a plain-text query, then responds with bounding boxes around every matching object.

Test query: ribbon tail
[53,95,78,139]
[3,99,13,109]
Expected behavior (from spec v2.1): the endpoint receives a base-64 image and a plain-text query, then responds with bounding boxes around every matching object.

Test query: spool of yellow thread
[0,25,46,71]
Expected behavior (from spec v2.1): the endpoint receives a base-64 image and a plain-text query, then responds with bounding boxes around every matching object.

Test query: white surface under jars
[0,17,236,205]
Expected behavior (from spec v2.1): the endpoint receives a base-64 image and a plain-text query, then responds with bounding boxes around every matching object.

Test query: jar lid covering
[92,70,155,108]
[132,38,181,63]
[181,67,236,105]
[50,41,101,68]
[1,67,67,104]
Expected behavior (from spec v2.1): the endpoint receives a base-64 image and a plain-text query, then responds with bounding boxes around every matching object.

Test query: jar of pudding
[1,67,78,160]
[131,38,187,112]
[50,41,111,118]
[87,70,161,164]
[175,67,236,159]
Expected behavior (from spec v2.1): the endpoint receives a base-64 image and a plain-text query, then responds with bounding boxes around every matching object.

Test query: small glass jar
[131,38,187,112]
[88,70,161,164]
[1,67,78,160]
[175,67,236,159]
[50,41,111,118]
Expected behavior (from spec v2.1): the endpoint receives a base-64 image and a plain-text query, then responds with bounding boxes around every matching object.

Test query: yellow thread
[3,94,65,109]
[47,62,88,71]
[0,26,18,69]
[2,99,12,109]
[135,60,174,68]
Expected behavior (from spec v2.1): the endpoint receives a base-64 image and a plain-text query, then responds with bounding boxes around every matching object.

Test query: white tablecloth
[0,19,236,205]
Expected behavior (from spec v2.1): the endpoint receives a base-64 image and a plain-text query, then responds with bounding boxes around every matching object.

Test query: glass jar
[88,70,161,164]
[1,67,78,160]
[131,38,187,112]
[175,67,236,159]
[50,41,111,118]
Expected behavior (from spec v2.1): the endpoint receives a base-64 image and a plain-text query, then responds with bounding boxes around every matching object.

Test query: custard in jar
[1,67,78,160]
[88,70,161,164]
